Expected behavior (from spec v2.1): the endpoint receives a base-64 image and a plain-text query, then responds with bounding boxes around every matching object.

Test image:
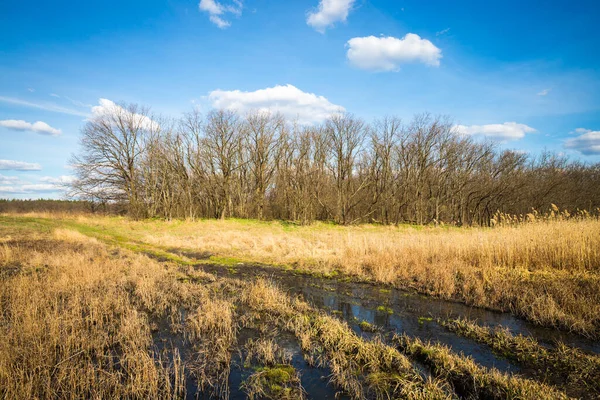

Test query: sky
[1,0,600,199]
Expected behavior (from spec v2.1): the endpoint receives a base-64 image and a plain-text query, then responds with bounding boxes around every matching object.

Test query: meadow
[0,211,599,398]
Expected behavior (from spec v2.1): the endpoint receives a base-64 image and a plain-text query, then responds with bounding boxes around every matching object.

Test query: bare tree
[68,104,600,225]
[70,102,158,218]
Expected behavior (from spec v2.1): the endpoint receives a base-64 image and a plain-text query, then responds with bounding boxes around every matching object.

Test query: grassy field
[1,212,599,398]
[3,212,599,336]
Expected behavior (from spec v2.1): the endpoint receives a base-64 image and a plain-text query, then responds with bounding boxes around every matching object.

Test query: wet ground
[153,261,600,399]
[200,262,600,356]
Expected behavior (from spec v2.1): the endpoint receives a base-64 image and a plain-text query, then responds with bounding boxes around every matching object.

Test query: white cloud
[0,174,21,185]
[0,175,73,195]
[209,15,231,28]
[537,88,551,96]
[0,96,89,117]
[455,122,536,141]
[0,160,42,171]
[91,99,160,131]
[39,175,76,185]
[0,184,57,194]
[199,0,243,29]
[0,119,61,136]
[306,0,355,33]
[207,84,345,124]
[20,184,57,192]
[346,34,442,71]
[570,128,590,135]
[27,88,35,93]
[564,129,600,155]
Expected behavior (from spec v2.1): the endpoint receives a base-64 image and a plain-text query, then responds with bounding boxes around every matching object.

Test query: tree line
[69,103,600,225]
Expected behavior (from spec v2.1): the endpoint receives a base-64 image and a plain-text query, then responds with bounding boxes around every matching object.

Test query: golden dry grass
[394,334,569,400]
[16,212,598,336]
[0,228,188,398]
[0,218,578,399]
[240,278,569,400]
[440,318,600,397]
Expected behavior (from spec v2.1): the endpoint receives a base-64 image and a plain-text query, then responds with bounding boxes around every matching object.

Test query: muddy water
[229,328,344,400]
[199,263,600,358]
[151,307,344,399]
[155,262,599,399]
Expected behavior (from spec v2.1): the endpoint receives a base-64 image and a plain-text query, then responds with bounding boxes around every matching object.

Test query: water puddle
[198,263,600,362]
[151,310,343,399]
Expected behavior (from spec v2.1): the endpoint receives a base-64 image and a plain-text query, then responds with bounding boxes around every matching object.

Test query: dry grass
[0,219,578,399]
[239,278,571,400]
[441,318,600,397]
[393,334,569,400]
[186,296,237,398]
[241,279,453,400]
[0,228,187,399]
[16,211,598,336]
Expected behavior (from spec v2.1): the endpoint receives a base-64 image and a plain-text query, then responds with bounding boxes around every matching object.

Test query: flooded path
[199,263,600,358]
[153,262,599,399]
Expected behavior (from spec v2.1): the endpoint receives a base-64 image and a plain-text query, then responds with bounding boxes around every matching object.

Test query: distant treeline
[0,199,118,214]
[69,103,600,225]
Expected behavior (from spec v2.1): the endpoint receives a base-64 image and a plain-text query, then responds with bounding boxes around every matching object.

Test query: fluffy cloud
[564,129,600,155]
[0,119,61,136]
[346,34,442,71]
[307,0,354,33]
[0,160,42,171]
[207,84,345,124]
[199,0,243,29]
[455,122,536,141]
[91,99,160,131]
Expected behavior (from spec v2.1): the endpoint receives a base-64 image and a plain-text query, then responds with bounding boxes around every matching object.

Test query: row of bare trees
[69,103,600,225]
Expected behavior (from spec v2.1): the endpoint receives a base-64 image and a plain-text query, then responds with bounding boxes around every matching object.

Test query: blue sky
[1,0,599,199]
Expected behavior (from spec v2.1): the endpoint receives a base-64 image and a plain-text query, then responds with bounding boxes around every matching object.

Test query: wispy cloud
[39,175,76,184]
[199,0,243,29]
[0,174,22,185]
[537,88,551,96]
[0,160,42,171]
[0,174,74,195]
[0,119,62,136]
[49,93,93,108]
[0,96,90,117]
[0,184,57,194]
[436,28,450,36]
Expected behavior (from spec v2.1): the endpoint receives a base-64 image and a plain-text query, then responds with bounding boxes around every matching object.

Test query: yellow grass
[0,219,578,399]
[19,212,598,336]
[0,228,188,398]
